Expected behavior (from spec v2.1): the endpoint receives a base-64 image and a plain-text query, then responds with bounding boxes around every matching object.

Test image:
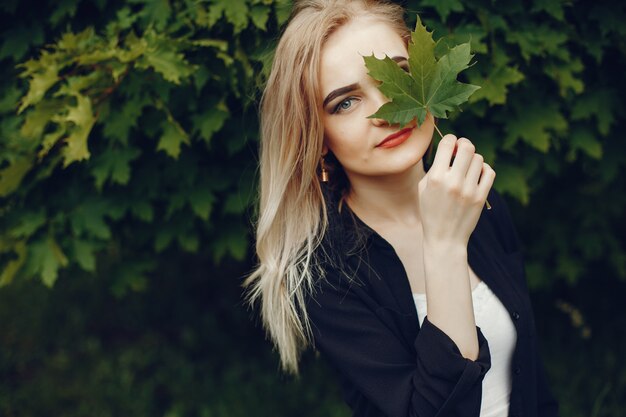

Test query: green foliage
[364,17,479,127]
[402,0,626,294]
[1,0,626,414]
[0,0,267,288]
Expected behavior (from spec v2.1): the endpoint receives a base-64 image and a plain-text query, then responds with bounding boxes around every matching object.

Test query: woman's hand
[418,134,496,248]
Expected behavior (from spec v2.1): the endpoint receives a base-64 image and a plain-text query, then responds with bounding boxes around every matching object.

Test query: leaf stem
[433,122,444,139]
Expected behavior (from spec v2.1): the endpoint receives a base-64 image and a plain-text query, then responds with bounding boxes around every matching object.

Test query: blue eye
[339,99,353,110]
[333,97,357,114]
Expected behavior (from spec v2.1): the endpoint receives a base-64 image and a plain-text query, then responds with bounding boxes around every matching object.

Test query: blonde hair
[243,0,411,374]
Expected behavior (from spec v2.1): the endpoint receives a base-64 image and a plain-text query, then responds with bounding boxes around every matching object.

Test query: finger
[465,153,484,186]
[477,162,496,199]
[449,138,475,179]
[430,134,457,174]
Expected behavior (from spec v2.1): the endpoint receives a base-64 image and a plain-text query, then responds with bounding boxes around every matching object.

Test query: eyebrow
[322,55,408,109]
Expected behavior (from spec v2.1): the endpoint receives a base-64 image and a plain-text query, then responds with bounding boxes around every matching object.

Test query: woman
[244,1,560,416]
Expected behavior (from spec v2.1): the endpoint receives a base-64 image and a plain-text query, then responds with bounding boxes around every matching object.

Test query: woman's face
[319,16,434,180]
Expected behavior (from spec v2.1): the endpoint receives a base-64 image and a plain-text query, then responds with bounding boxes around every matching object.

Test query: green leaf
[90,147,141,190]
[212,224,249,263]
[506,25,568,61]
[193,66,211,92]
[154,227,174,252]
[10,209,47,238]
[38,126,67,159]
[567,127,603,160]
[446,24,488,55]
[110,260,154,297]
[157,119,190,159]
[18,56,60,113]
[130,201,154,222]
[0,156,33,197]
[495,164,530,205]
[177,232,199,252]
[420,0,463,21]
[222,192,248,215]
[60,94,97,166]
[189,38,228,51]
[116,31,148,63]
[469,65,524,106]
[191,102,229,144]
[208,0,249,33]
[364,17,480,127]
[70,199,112,239]
[0,86,21,114]
[102,95,150,144]
[25,236,69,287]
[0,241,27,287]
[129,0,172,30]
[222,169,255,215]
[250,4,271,30]
[72,239,97,272]
[56,27,97,52]
[166,191,187,218]
[571,90,615,136]
[109,7,139,32]
[20,101,59,139]
[274,0,292,25]
[544,58,584,96]
[531,0,566,20]
[188,188,214,221]
[138,32,196,84]
[50,0,81,26]
[504,101,567,152]
[557,252,584,284]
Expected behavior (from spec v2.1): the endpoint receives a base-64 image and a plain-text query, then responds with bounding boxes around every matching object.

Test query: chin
[387,145,427,169]
[376,155,425,177]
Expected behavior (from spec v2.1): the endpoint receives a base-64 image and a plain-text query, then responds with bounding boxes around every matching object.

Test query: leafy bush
[1,0,625,415]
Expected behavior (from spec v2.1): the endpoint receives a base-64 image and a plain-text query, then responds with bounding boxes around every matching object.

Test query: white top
[412,281,517,417]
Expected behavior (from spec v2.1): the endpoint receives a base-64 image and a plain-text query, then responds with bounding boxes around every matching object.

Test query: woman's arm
[306,264,491,417]
[422,241,478,360]
[419,135,496,362]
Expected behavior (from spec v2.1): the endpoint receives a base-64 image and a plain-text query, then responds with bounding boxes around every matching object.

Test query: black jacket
[305,186,560,417]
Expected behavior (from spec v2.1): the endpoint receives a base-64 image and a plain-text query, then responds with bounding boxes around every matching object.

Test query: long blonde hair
[243,0,411,374]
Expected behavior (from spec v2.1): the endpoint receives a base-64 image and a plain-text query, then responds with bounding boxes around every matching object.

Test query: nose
[371,116,389,127]
[370,89,390,127]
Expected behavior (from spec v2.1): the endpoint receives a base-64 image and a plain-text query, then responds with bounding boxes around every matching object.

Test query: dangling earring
[320,155,329,182]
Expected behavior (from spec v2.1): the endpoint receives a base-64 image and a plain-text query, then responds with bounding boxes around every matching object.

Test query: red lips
[376,127,414,148]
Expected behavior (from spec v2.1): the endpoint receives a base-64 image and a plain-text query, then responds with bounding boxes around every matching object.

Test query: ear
[322,143,329,156]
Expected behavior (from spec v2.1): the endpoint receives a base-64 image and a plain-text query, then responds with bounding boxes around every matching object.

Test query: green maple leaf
[157,119,190,159]
[207,0,249,33]
[364,17,480,127]
[90,147,141,190]
[25,236,69,287]
[61,94,96,166]
[18,57,60,114]
[0,156,33,197]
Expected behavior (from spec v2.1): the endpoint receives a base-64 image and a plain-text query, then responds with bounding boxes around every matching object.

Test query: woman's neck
[344,161,427,227]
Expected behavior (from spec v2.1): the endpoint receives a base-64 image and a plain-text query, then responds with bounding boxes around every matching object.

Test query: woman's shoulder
[318,185,372,255]
[308,185,378,297]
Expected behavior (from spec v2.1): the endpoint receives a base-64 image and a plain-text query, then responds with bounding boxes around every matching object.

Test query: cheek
[325,121,367,158]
